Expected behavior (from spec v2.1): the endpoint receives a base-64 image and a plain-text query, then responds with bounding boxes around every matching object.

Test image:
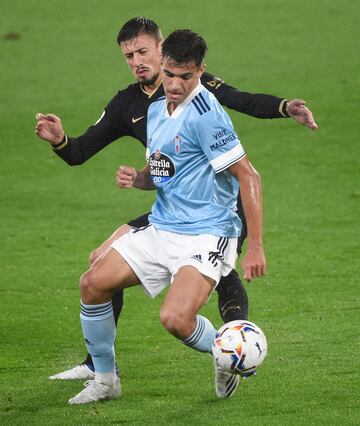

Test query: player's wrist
[246,239,263,249]
[279,99,290,118]
[52,134,68,150]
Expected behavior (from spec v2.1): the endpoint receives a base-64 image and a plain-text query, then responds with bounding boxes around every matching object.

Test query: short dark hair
[162,30,207,67]
[117,17,162,44]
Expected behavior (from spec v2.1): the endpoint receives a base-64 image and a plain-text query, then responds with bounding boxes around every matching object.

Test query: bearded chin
[141,72,160,87]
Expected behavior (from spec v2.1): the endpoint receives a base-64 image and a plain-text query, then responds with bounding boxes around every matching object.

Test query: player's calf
[216,269,249,322]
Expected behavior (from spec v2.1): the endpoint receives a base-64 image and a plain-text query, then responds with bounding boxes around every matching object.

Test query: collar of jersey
[140,80,163,98]
[165,80,204,119]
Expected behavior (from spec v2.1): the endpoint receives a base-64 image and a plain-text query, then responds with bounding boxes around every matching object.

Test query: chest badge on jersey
[149,150,175,184]
[173,135,183,155]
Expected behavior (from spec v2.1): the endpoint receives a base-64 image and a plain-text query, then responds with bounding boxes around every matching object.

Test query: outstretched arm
[202,72,318,129]
[228,157,266,282]
[116,165,155,190]
[202,72,285,118]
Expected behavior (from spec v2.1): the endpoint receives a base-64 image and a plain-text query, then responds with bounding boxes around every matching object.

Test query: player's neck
[167,102,177,115]
[141,78,163,97]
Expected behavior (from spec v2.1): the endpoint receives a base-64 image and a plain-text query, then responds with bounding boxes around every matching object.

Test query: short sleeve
[195,109,245,173]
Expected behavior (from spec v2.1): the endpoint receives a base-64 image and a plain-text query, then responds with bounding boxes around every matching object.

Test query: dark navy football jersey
[53,72,287,165]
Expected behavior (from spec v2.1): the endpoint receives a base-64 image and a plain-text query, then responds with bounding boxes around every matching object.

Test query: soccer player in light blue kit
[69,29,266,405]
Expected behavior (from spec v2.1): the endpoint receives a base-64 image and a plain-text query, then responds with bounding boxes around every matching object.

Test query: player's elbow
[229,158,261,185]
[64,157,86,166]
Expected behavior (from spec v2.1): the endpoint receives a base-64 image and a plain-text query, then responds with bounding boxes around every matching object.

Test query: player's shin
[82,291,124,368]
[182,315,217,353]
[80,301,117,384]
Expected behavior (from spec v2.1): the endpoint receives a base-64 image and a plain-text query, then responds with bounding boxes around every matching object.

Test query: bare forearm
[228,158,265,281]
[240,169,263,247]
[117,165,155,190]
[133,169,156,190]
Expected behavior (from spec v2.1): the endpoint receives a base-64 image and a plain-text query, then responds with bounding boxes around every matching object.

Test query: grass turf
[1,0,359,424]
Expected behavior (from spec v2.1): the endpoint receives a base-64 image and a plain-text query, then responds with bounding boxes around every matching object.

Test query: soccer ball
[212,320,267,376]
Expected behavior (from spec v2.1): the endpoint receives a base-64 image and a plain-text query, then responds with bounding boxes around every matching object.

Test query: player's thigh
[85,247,140,294]
[90,224,132,266]
[162,266,215,318]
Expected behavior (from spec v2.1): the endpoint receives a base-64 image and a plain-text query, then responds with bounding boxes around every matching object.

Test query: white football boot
[214,359,240,398]
[49,364,95,380]
[68,376,121,405]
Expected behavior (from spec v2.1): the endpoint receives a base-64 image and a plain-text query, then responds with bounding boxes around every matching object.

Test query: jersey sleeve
[195,109,246,173]
[201,72,288,119]
[53,92,130,165]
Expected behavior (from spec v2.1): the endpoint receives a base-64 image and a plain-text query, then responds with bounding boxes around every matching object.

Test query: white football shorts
[110,224,238,298]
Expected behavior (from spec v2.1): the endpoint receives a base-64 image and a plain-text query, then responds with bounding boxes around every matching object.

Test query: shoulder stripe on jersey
[153,96,166,103]
[191,99,204,115]
[198,92,210,111]
[193,96,207,114]
[193,94,210,114]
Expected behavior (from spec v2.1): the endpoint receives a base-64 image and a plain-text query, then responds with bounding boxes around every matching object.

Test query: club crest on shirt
[149,150,175,184]
[173,135,183,155]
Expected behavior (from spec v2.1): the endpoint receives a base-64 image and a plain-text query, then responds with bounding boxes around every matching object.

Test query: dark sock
[112,290,124,326]
[216,269,248,322]
[83,290,124,366]
[82,353,94,370]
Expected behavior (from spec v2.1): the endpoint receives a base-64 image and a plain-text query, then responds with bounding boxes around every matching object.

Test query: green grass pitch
[1,0,359,424]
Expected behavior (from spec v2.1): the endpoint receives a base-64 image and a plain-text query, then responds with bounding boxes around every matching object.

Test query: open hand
[286,99,318,130]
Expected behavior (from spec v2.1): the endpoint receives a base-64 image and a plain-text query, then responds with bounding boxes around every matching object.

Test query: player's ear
[198,63,206,76]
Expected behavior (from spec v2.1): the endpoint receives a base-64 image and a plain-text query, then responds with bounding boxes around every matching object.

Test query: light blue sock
[80,300,116,373]
[182,315,217,353]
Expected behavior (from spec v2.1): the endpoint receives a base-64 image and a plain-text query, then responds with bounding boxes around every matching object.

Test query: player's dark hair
[162,30,207,67]
[117,17,162,44]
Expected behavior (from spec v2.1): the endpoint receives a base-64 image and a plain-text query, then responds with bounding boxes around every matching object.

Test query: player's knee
[89,248,101,267]
[80,270,98,303]
[160,308,188,338]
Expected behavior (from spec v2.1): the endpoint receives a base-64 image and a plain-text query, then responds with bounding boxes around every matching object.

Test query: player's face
[120,33,162,87]
[162,58,205,108]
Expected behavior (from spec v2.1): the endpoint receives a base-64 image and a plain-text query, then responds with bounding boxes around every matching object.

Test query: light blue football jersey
[146,82,246,237]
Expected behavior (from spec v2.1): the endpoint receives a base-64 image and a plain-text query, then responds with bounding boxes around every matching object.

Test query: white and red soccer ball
[212,320,267,376]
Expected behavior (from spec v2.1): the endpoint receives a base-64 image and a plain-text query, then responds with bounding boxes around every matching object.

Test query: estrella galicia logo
[149,150,175,184]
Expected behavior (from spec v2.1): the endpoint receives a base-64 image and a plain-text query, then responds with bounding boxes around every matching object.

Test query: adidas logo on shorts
[191,254,202,263]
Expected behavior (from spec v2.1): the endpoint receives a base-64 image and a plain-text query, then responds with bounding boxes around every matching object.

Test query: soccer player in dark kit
[35,17,317,381]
